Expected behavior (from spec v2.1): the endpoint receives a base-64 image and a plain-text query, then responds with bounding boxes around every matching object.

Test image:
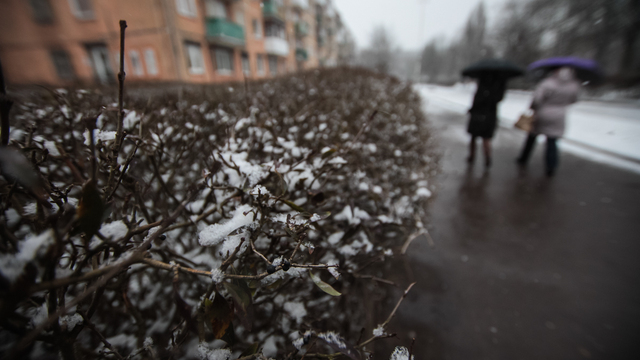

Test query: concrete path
[382,109,640,360]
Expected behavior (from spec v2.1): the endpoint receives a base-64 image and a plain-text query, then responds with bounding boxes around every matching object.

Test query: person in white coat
[516,67,581,176]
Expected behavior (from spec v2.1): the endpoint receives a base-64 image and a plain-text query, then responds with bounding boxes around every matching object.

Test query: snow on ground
[416,84,640,174]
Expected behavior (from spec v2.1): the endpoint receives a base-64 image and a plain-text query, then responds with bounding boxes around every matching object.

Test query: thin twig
[80,312,125,360]
[106,139,140,202]
[409,337,416,360]
[84,117,97,180]
[381,282,416,327]
[358,282,416,348]
[290,263,338,269]
[220,237,246,271]
[251,238,271,264]
[106,20,127,196]
[0,58,13,146]
[163,204,218,232]
[401,231,424,255]
[352,274,398,287]
[289,232,307,262]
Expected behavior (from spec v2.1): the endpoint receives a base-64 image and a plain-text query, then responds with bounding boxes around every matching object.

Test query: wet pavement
[382,110,640,360]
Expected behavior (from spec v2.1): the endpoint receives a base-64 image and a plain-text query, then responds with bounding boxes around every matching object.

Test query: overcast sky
[333,0,508,52]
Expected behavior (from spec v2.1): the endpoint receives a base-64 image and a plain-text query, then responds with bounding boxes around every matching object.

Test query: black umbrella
[462,59,524,79]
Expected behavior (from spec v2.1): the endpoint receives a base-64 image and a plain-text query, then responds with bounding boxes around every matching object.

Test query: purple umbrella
[528,57,603,84]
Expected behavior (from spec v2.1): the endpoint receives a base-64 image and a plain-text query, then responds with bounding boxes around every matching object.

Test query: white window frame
[214,47,234,75]
[67,0,94,20]
[176,0,198,18]
[204,0,226,18]
[241,54,250,76]
[256,54,265,75]
[185,42,205,75]
[129,50,145,76]
[235,10,244,26]
[50,50,75,80]
[144,48,159,75]
[268,55,278,76]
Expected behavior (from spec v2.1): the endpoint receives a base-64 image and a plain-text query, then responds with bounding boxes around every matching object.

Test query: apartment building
[0,0,347,86]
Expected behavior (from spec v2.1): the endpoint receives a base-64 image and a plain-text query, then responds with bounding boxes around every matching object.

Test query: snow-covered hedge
[0,68,436,359]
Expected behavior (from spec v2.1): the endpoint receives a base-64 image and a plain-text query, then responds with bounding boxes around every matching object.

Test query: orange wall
[243,0,267,79]
[0,0,318,86]
[0,0,176,85]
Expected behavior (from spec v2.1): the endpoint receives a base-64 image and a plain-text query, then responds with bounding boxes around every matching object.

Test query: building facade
[0,0,347,86]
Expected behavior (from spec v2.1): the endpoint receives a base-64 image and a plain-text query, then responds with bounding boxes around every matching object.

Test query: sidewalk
[380,108,640,360]
[415,84,640,173]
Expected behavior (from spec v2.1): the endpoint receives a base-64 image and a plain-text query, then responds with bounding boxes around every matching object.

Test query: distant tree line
[421,0,640,86]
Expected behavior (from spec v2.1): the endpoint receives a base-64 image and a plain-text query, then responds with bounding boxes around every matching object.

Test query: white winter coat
[531,74,580,138]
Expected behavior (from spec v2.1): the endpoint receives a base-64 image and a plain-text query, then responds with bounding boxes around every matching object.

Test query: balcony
[205,18,245,47]
[262,0,282,22]
[264,37,289,57]
[295,21,309,37]
[296,48,308,61]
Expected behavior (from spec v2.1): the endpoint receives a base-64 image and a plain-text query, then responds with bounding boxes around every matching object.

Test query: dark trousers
[517,134,558,172]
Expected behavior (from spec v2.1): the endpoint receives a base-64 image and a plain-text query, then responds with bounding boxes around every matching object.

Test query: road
[379,104,640,360]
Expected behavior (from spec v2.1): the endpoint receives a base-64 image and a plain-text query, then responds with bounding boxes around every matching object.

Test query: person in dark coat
[516,67,580,176]
[467,75,507,167]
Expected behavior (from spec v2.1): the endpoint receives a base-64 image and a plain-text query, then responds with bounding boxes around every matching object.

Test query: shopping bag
[514,112,535,132]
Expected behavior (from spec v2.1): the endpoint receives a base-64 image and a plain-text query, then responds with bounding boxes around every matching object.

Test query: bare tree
[460,2,491,64]
[492,0,640,80]
[420,0,640,85]
[337,28,357,66]
[369,25,393,74]
[420,39,443,82]
[492,0,543,67]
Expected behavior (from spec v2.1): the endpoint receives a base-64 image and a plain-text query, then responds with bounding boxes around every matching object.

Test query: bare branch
[358,282,416,348]
[80,312,125,360]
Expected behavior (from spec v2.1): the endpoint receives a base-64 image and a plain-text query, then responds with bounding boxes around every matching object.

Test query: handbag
[514,111,535,132]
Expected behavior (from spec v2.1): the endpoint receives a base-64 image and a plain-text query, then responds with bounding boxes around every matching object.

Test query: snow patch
[197,344,231,360]
[59,313,83,331]
[389,346,414,360]
[318,331,346,349]
[283,301,307,324]
[210,268,224,283]
[198,205,256,247]
[99,220,128,240]
[373,324,385,337]
[0,230,54,282]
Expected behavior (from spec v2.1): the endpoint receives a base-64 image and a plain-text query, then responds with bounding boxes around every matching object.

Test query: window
[30,0,54,24]
[268,55,278,76]
[144,49,159,75]
[204,0,226,18]
[185,42,205,74]
[241,53,250,76]
[176,0,197,18]
[235,10,244,26]
[265,22,284,38]
[213,47,234,75]
[68,0,94,20]
[87,45,114,84]
[50,50,74,80]
[252,19,262,39]
[256,54,265,75]
[129,50,144,76]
